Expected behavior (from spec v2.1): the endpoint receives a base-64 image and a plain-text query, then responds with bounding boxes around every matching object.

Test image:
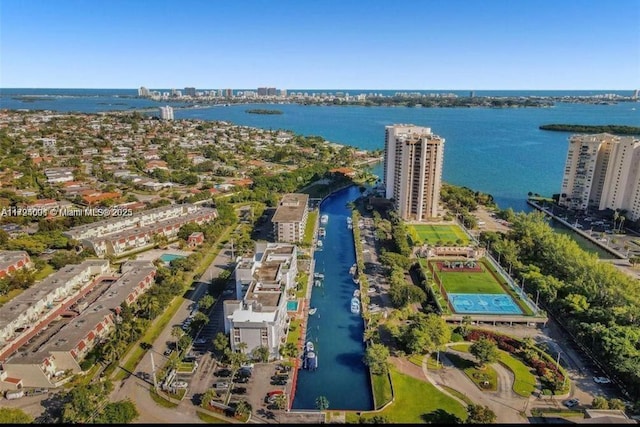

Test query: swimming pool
[448,293,523,315]
[287,300,299,311]
[159,253,185,263]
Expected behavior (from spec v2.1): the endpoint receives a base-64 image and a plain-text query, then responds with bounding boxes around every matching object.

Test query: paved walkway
[418,350,529,424]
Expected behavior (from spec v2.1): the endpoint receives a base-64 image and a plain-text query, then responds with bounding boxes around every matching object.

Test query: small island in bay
[245,108,283,115]
[539,124,640,135]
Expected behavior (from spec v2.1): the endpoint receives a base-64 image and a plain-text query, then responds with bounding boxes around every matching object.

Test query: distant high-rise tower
[159,105,174,120]
[280,89,287,97]
[257,87,267,96]
[383,124,445,220]
[559,133,640,221]
[184,87,196,97]
[138,86,150,97]
[224,89,233,98]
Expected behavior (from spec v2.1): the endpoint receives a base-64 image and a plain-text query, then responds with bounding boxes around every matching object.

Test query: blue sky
[1,0,639,89]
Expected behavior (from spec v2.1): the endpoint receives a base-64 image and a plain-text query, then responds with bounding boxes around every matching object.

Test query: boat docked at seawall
[350,296,360,314]
[309,307,317,315]
[346,217,353,229]
[320,214,329,224]
[303,341,318,370]
[304,351,318,370]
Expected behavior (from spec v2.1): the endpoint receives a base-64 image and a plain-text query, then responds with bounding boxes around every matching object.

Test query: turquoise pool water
[159,253,185,263]
[287,300,299,311]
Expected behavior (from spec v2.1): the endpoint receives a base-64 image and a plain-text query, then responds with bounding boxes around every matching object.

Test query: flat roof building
[272,193,309,243]
[225,242,298,359]
[1,261,155,388]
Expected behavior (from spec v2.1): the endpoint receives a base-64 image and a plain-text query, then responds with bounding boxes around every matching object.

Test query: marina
[291,185,373,410]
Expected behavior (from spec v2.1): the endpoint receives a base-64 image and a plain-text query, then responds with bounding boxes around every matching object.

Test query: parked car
[173,381,188,389]
[232,387,247,395]
[194,338,207,345]
[163,348,173,357]
[593,376,611,384]
[215,381,230,390]
[271,378,288,386]
[564,398,580,408]
[234,376,249,384]
[215,369,232,377]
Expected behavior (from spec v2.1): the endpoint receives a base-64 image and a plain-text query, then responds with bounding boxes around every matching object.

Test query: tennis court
[448,293,523,315]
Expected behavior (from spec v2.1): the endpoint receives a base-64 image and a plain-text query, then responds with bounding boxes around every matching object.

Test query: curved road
[426,350,529,423]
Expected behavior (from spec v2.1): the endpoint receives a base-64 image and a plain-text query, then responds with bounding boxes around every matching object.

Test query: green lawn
[446,352,497,392]
[497,350,537,397]
[358,365,467,423]
[34,263,54,280]
[302,210,318,247]
[432,260,506,294]
[371,372,393,410]
[441,385,474,406]
[286,318,302,345]
[196,411,231,424]
[410,352,444,370]
[449,344,536,397]
[408,224,470,246]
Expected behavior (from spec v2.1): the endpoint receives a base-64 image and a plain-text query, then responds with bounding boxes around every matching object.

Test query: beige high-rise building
[383,124,445,221]
[271,193,309,243]
[559,133,640,222]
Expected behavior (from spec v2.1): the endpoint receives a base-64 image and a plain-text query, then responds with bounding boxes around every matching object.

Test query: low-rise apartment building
[64,203,218,257]
[0,251,32,278]
[0,261,156,388]
[224,242,298,359]
[0,260,109,353]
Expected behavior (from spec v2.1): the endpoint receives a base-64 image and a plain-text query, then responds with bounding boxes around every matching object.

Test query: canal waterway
[291,185,373,411]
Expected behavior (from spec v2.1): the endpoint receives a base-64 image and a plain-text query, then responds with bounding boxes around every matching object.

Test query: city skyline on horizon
[1,0,639,90]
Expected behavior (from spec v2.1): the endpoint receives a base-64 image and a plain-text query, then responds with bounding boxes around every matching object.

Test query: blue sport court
[448,293,523,315]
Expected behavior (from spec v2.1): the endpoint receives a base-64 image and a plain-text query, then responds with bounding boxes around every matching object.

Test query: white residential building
[224,242,298,359]
[559,133,640,221]
[159,105,174,120]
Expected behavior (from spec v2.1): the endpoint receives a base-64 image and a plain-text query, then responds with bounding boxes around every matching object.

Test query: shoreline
[526,199,626,259]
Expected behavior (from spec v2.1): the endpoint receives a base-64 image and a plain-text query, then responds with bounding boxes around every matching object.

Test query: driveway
[425,350,529,423]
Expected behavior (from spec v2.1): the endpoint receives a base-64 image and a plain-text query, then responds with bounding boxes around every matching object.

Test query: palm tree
[236,341,248,354]
[315,396,330,411]
[171,327,184,354]
[613,210,620,231]
[234,399,251,419]
[618,215,626,233]
[273,393,288,410]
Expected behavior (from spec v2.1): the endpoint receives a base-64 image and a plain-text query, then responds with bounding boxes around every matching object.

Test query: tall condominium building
[383,124,445,221]
[271,193,309,243]
[184,87,196,97]
[159,105,174,120]
[559,133,640,221]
